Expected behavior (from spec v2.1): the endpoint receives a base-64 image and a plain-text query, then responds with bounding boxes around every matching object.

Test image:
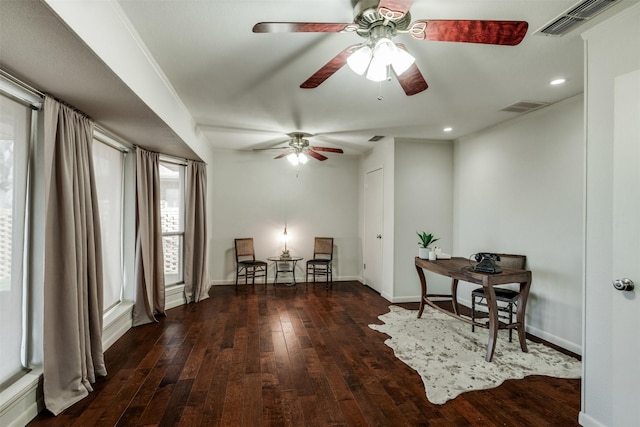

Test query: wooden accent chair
[234,238,268,290]
[471,254,527,342]
[305,237,334,289]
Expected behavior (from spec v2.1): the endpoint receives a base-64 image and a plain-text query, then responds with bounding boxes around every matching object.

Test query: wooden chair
[305,237,333,289]
[234,238,267,290]
[471,254,527,342]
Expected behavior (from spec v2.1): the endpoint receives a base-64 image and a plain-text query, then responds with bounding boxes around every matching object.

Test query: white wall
[453,95,585,354]
[210,149,361,284]
[581,5,640,426]
[394,138,454,301]
[358,138,454,302]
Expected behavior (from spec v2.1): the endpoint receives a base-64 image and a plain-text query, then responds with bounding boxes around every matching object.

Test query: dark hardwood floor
[29,281,581,426]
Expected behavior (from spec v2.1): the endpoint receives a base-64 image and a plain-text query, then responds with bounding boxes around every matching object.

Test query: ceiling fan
[259,132,344,164]
[253,0,528,96]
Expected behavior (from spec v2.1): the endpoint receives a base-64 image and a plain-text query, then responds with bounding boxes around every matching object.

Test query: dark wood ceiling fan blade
[252,22,354,33]
[307,150,328,161]
[409,20,529,46]
[393,68,428,96]
[300,45,358,89]
[377,0,414,20]
[393,44,428,96]
[274,149,293,159]
[310,146,344,153]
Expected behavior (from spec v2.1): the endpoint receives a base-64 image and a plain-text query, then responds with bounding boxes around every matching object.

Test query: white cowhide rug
[368,305,581,405]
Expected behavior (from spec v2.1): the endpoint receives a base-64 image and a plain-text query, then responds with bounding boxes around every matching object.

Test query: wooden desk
[414,257,532,362]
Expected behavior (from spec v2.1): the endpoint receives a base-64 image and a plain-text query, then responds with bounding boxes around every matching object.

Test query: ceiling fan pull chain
[377,81,384,101]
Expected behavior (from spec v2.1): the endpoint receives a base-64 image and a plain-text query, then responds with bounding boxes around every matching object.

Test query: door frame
[363,167,384,293]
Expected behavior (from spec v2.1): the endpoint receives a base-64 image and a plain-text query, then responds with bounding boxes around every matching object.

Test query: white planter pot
[418,247,430,259]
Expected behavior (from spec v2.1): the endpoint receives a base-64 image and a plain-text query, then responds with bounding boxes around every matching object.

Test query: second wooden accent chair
[305,237,334,288]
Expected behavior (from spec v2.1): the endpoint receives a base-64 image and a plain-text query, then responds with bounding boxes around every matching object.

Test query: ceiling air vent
[500,101,549,113]
[368,135,385,142]
[536,0,619,36]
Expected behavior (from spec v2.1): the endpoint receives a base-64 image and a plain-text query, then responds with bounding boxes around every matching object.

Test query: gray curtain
[42,97,106,415]
[133,148,165,326]
[184,160,209,302]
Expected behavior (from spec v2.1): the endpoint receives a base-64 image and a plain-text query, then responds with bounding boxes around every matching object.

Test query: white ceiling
[1,0,638,159]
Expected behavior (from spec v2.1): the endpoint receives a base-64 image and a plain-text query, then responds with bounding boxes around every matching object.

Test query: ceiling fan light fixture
[366,56,388,82]
[373,37,397,65]
[287,153,299,165]
[287,151,309,165]
[348,36,413,81]
[391,47,415,76]
[347,45,373,75]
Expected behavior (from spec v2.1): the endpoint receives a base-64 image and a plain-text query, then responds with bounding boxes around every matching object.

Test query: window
[92,139,125,312]
[0,94,31,389]
[159,161,185,286]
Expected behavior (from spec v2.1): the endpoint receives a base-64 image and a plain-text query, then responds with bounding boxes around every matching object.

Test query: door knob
[613,278,635,291]
[376,234,382,239]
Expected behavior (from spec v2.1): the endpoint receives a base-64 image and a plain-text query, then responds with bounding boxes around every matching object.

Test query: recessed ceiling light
[443,127,453,132]
[550,78,566,85]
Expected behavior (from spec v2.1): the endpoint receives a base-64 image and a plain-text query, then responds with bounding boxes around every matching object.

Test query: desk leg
[415,264,427,318]
[274,263,279,287]
[516,280,531,352]
[451,279,460,316]
[292,260,297,286]
[485,286,499,362]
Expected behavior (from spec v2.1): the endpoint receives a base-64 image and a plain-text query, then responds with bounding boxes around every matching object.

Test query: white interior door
[611,69,640,426]
[364,168,383,293]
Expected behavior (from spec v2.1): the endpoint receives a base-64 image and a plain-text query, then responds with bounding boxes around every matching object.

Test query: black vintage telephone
[473,253,502,274]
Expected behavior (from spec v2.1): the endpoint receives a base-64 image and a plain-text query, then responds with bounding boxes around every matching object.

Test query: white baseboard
[578,411,607,427]
[380,291,393,302]
[103,286,192,351]
[388,294,421,303]
[455,296,582,355]
[210,275,363,286]
[0,369,43,427]
[103,302,134,351]
[525,324,582,356]
[165,284,187,309]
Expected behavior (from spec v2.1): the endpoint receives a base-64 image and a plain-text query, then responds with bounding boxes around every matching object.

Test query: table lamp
[281,226,290,258]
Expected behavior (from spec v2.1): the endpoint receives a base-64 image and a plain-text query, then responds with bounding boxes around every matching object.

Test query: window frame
[0,82,38,391]
[159,157,186,287]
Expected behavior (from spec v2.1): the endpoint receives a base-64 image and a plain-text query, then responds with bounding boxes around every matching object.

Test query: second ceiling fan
[270,132,344,164]
[253,0,528,96]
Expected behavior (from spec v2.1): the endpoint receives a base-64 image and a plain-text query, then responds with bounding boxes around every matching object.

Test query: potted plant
[417,232,439,259]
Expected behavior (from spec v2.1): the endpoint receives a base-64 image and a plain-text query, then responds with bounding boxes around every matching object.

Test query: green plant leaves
[417,231,439,248]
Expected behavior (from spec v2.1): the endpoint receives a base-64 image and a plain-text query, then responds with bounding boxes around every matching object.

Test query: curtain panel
[184,160,209,303]
[42,97,106,415]
[133,148,165,326]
